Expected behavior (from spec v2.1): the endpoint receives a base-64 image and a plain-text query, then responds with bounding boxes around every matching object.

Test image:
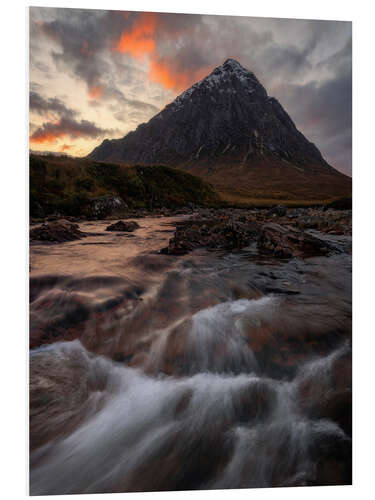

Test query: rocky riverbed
[29,206,352,494]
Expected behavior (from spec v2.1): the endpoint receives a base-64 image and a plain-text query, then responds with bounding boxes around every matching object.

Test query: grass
[30,154,352,217]
[29,154,220,217]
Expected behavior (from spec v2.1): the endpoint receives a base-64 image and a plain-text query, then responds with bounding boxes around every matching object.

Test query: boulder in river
[106,220,140,232]
[257,223,330,258]
[163,219,260,255]
[30,220,86,243]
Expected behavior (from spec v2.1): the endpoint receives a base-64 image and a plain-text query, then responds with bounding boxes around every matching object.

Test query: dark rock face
[89,59,331,172]
[105,220,140,232]
[30,220,86,243]
[257,223,330,258]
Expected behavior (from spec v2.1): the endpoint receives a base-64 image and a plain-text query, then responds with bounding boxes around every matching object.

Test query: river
[29,216,352,494]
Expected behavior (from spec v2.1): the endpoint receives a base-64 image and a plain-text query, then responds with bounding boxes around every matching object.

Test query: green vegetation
[29,154,220,217]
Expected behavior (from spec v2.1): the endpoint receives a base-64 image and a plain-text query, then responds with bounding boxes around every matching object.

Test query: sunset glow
[149,58,211,91]
[88,86,104,100]
[114,12,157,59]
[30,128,65,144]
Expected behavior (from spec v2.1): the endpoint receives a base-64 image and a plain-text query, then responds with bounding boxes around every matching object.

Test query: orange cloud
[114,12,157,59]
[88,86,104,100]
[60,144,72,151]
[30,131,62,144]
[149,58,211,92]
[30,117,113,145]
[112,12,211,92]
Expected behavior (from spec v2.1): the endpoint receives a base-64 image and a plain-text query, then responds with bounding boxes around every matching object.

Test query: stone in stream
[296,345,352,436]
[162,219,260,255]
[105,220,140,232]
[257,223,330,258]
[30,220,86,243]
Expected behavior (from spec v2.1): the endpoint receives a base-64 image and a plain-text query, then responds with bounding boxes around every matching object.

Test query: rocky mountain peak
[170,58,266,111]
[88,58,351,201]
[88,59,338,179]
[219,58,256,78]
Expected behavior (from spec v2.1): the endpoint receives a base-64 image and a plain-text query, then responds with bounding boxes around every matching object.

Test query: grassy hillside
[184,157,352,205]
[29,154,220,217]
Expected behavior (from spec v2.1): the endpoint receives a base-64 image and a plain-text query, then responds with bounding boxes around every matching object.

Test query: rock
[46,213,62,221]
[105,220,140,232]
[297,346,352,436]
[257,223,330,258]
[268,205,287,217]
[162,218,261,255]
[30,345,109,450]
[30,220,86,243]
[88,195,128,218]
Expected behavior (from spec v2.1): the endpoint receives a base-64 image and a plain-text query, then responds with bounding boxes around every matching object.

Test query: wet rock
[106,220,140,232]
[257,223,330,258]
[163,218,260,255]
[29,289,91,348]
[29,344,109,450]
[297,346,352,436]
[308,427,352,486]
[30,220,86,243]
[233,379,277,423]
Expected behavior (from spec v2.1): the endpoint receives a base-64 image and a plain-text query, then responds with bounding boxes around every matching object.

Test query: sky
[29,7,352,176]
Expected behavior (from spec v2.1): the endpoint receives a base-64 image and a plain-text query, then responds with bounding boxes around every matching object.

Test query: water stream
[29,216,352,494]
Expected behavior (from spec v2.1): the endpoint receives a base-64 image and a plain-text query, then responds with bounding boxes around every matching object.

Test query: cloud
[29,91,78,119]
[30,117,119,144]
[33,9,133,96]
[114,12,157,59]
[274,40,352,175]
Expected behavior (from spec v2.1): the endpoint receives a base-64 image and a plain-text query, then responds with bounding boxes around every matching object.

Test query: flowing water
[29,216,352,494]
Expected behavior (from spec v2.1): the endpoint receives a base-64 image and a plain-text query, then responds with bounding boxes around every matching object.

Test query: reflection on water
[29,216,352,494]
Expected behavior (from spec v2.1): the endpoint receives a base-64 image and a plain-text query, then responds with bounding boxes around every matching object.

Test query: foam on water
[30,337,349,494]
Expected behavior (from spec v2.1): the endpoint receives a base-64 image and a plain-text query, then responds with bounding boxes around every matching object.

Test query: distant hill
[29,154,219,218]
[89,58,351,204]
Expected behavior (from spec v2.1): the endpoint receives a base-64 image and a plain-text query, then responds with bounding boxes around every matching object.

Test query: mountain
[89,59,351,203]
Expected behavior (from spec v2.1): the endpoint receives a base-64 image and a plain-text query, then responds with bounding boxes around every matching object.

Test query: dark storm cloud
[29,91,78,119]
[34,8,132,90]
[30,116,119,143]
[273,40,352,175]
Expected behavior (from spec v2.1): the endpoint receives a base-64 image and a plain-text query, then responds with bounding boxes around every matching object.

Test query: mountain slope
[89,59,351,202]
[29,154,219,217]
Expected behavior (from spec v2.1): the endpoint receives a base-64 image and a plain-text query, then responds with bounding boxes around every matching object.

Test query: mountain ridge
[89,59,351,202]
